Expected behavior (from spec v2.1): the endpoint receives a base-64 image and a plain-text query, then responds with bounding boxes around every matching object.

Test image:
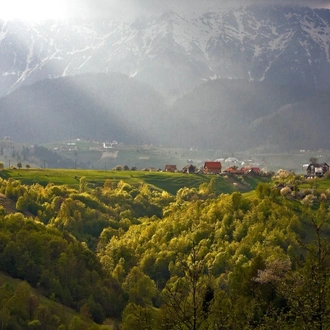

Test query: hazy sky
[81,0,330,15]
[60,0,329,21]
[1,0,330,21]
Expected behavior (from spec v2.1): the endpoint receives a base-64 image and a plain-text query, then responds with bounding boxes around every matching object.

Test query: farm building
[223,166,245,175]
[165,165,177,172]
[182,164,196,174]
[223,166,262,175]
[250,167,261,174]
[204,161,222,174]
[241,167,261,174]
[306,163,329,177]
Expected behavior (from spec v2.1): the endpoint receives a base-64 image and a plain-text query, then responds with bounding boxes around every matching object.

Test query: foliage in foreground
[0,174,330,328]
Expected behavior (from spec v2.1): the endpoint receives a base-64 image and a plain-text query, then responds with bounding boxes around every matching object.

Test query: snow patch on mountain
[0,5,330,97]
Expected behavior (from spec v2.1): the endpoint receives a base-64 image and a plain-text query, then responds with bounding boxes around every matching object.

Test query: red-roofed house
[223,166,245,175]
[250,167,261,174]
[204,161,222,174]
[241,167,261,175]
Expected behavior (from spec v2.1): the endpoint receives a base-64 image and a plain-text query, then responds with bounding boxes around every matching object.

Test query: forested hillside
[0,171,330,328]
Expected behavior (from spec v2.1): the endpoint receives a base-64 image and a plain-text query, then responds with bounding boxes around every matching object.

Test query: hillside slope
[0,73,170,144]
[1,74,328,152]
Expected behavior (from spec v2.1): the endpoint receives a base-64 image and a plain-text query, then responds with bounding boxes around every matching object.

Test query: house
[241,167,251,174]
[204,161,222,174]
[306,163,329,177]
[250,167,261,174]
[182,164,196,174]
[223,166,245,175]
[240,166,261,175]
[165,165,177,172]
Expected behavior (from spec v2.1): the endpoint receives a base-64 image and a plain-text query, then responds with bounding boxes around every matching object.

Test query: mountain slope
[249,92,330,151]
[1,74,329,152]
[0,73,170,144]
[170,79,328,151]
[0,5,329,97]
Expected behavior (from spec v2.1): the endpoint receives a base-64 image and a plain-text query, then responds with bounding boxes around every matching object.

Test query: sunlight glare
[0,0,68,21]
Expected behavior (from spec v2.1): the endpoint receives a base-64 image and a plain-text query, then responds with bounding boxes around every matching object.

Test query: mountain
[0,73,170,144]
[170,79,330,151]
[248,91,330,151]
[0,5,330,152]
[0,5,330,98]
[1,73,329,152]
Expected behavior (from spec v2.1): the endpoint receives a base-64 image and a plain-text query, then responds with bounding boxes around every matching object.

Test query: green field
[0,168,271,195]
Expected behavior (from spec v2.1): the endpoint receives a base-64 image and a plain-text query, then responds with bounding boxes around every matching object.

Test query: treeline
[0,172,330,328]
[0,142,77,169]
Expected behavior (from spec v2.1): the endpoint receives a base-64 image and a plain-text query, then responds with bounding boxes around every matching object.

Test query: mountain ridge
[0,5,330,97]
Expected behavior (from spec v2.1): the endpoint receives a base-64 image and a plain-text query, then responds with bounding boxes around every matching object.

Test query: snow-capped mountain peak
[0,5,329,98]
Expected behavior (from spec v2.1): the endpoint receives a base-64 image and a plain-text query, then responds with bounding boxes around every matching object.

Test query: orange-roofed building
[223,166,245,175]
[241,167,261,174]
[204,161,222,174]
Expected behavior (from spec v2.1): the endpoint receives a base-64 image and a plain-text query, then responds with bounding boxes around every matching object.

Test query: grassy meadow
[0,168,271,195]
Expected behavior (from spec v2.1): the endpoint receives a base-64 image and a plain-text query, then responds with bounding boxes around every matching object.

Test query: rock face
[0,5,330,97]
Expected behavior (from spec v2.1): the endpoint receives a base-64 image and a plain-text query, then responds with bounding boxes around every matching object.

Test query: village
[159,161,330,179]
[164,162,261,175]
[1,137,329,178]
[57,139,330,178]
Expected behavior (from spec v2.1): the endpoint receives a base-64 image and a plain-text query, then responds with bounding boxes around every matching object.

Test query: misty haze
[0,1,330,169]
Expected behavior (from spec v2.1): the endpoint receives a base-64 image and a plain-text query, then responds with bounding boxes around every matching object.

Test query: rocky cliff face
[1,5,329,98]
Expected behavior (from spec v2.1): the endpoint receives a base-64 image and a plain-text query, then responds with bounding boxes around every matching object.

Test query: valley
[1,138,329,174]
[0,3,330,328]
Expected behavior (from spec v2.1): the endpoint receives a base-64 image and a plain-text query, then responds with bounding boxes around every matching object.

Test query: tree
[87,295,105,324]
[68,316,87,330]
[0,162,4,171]
[79,176,87,193]
[27,319,41,329]
[17,162,22,169]
[123,266,157,306]
[310,157,318,164]
[16,195,29,212]
[255,214,330,329]
[289,216,330,329]
[122,303,159,330]
[161,244,212,330]
[7,281,35,322]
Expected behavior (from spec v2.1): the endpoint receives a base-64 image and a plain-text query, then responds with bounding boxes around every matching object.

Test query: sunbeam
[0,0,68,21]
